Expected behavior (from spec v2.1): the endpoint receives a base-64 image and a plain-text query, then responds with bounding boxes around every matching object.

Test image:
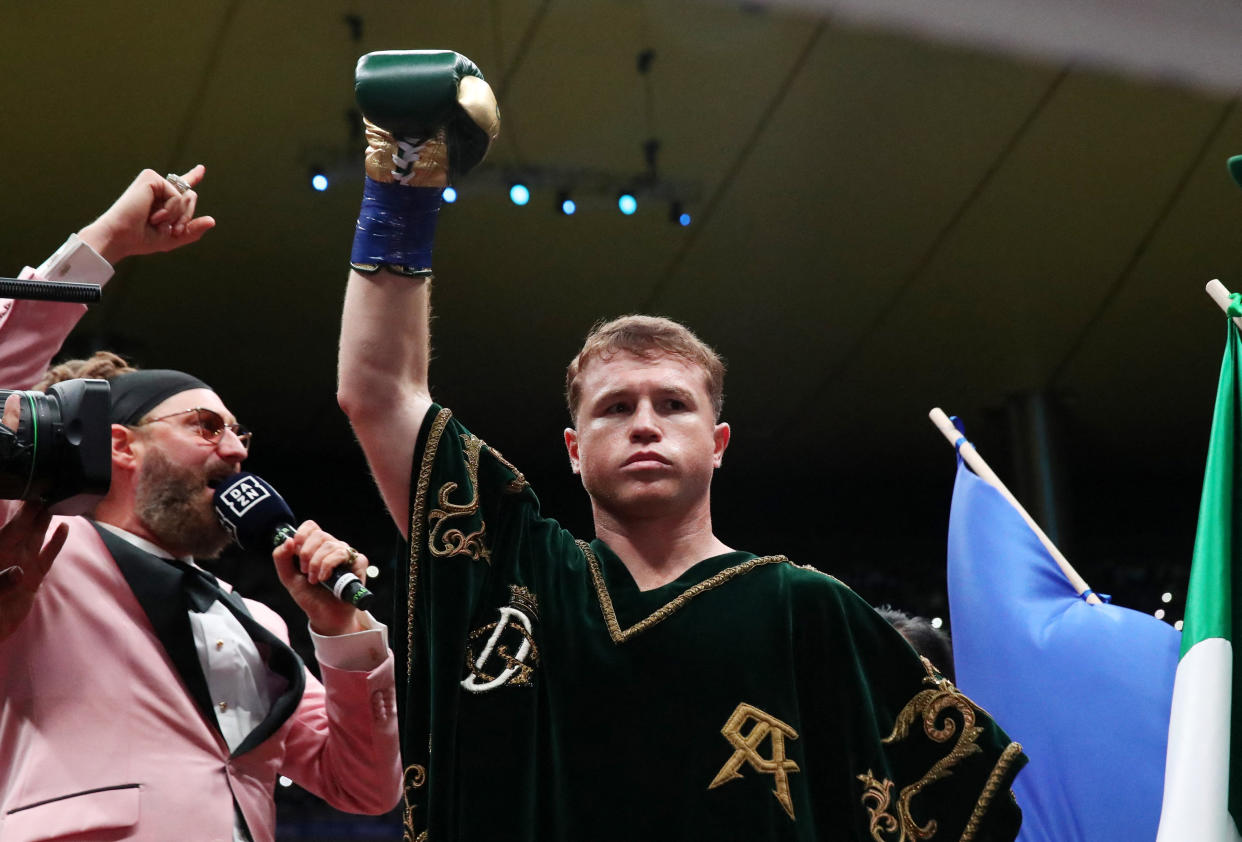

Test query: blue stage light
[561,198,576,215]
[679,213,691,227]
[442,186,458,203]
[311,173,328,192]
[510,183,530,206]
[617,193,637,215]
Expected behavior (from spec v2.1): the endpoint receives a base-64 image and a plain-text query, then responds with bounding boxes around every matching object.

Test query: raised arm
[336,51,499,536]
[0,166,215,389]
[338,269,431,537]
[77,165,215,265]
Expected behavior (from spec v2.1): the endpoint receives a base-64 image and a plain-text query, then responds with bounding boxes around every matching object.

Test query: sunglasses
[134,407,252,449]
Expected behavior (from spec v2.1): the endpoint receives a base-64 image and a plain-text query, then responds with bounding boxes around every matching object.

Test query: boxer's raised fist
[349,50,499,277]
[355,50,500,185]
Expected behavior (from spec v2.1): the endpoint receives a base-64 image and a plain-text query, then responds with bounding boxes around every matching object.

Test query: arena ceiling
[4,1,1242,616]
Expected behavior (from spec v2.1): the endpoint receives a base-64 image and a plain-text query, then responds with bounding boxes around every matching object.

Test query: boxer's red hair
[565,315,725,424]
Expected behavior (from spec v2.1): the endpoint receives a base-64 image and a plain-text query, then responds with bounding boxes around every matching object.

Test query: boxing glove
[356,50,498,181]
[350,50,499,276]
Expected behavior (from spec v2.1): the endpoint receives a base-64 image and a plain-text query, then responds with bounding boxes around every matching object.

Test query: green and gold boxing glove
[350,50,500,276]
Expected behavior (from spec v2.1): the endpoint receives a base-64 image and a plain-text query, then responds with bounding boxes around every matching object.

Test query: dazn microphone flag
[213,471,374,610]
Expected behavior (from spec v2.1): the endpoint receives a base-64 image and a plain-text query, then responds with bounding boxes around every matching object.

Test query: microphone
[212,471,374,611]
[0,277,102,303]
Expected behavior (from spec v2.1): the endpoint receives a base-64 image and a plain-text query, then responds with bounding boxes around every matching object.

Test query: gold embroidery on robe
[461,614,539,690]
[856,659,1023,842]
[961,742,1024,842]
[579,540,788,643]
[408,409,451,676]
[402,763,429,842]
[858,773,900,841]
[461,587,541,693]
[404,408,453,842]
[708,702,800,820]
[403,411,535,836]
[485,442,530,494]
[428,433,491,563]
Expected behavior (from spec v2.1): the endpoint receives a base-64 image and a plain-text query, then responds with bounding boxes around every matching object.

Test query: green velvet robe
[395,405,1025,841]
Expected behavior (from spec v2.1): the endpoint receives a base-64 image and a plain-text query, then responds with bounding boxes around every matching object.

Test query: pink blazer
[0,263,402,840]
[0,517,401,841]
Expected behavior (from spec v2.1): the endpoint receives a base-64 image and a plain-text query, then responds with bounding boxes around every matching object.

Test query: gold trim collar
[578,539,788,644]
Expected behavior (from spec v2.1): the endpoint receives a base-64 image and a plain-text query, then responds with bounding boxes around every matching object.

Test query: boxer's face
[565,352,729,521]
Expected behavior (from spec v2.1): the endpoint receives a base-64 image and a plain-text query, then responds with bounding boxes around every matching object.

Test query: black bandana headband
[108,370,212,425]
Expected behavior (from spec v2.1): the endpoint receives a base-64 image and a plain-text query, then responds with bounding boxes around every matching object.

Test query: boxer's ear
[564,428,581,474]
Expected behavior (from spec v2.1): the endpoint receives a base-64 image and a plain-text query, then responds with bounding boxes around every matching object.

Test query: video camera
[0,379,111,514]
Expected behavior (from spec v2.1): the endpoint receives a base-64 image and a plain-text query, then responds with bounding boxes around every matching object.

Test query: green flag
[1157,306,1242,841]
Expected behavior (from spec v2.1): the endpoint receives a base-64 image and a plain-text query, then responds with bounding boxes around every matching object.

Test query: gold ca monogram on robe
[708,702,801,820]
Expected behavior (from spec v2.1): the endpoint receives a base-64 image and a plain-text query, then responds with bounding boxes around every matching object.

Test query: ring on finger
[165,173,191,194]
[345,546,358,565]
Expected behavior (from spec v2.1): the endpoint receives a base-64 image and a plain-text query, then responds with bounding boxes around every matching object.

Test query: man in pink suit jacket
[0,167,402,842]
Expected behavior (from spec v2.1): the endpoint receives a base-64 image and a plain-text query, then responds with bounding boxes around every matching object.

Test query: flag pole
[929,406,1102,604]
[1205,278,1242,328]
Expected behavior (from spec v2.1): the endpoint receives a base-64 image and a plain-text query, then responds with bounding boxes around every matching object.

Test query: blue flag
[948,457,1181,842]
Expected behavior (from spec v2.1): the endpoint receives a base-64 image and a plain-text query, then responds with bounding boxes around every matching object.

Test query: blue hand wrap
[350,177,443,277]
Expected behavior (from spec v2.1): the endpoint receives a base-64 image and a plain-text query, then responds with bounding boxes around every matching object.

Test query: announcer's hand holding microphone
[272,519,371,637]
[213,473,375,636]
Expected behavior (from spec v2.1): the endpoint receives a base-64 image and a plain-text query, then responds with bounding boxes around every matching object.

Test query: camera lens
[0,381,111,513]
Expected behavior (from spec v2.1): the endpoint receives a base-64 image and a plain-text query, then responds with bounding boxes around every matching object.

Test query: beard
[133,447,233,559]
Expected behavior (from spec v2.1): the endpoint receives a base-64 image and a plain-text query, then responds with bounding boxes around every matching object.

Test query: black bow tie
[171,559,230,613]
[93,522,308,756]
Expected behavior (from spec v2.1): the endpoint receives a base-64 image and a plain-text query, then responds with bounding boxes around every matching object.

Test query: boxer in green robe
[338,50,1025,842]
